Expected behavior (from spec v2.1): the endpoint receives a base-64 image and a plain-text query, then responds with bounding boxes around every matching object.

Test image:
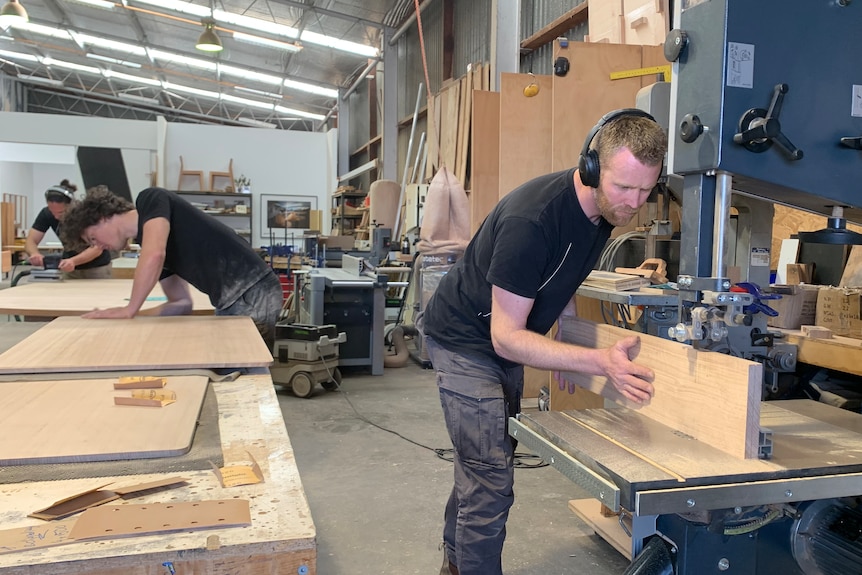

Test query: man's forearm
[494,327,604,374]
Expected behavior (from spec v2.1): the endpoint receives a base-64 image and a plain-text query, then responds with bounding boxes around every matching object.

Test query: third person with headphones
[418,109,667,575]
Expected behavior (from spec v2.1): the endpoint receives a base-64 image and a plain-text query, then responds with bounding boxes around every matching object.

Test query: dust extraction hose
[384,326,411,368]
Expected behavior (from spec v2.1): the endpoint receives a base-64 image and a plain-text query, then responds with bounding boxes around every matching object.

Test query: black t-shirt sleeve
[135,189,174,280]
[486,217,548,299]
[31,208,56,234]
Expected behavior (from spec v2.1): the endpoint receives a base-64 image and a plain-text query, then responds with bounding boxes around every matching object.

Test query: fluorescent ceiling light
[237,117,277,129]
[17,74,64,87]
[221,93,275,111]
[284,78,337,99]
[300,30,378,58]
[233,32,301,53]
[129,0,209,17]
[68,0,116,9]
[77,33,146,55]
[217,63,281,86]
[118,92,158,105]
[42,56,101,74]
[149,48,216,71]
[275,104,324,121]
[16,22,71,40]
[214,9,297,38]
[235,85,283,100]
[162,81,219,99]
[86,53,142,68]
[0,48,38,61]
[104,69,162,86]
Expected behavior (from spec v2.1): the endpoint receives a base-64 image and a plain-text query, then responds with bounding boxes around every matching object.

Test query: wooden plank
[0,375,207,465]
[780,329,862,376]
[0,279,214,317]
[456,74,472,185]
[0,374,317,575]
[840,244,862,286]
[558,317,762,459]
[521,3,590,52]
[440,82,460,172]
[0,316,273,375]
[470,90,500,235]
[498,72,554,199]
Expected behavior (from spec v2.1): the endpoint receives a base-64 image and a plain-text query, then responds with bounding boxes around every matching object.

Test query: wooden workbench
[778,328,862,377]
[0,318,315,574]
[0,279,214,318]
[0,373,316,575]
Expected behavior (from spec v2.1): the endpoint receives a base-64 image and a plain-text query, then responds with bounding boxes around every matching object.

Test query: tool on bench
[30,254,63,282]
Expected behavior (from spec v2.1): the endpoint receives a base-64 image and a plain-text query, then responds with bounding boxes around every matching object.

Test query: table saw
[514,2,862,573]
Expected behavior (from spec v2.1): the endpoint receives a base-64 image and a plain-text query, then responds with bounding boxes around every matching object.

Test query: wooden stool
[177,156,204,191]
[209,159,234,192]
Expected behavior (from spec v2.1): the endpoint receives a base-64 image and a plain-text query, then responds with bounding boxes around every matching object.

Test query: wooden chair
[209,159,234,192]
[177,156,204,191]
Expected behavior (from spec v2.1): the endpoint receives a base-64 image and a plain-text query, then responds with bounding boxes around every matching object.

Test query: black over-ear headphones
[578,108,657,189]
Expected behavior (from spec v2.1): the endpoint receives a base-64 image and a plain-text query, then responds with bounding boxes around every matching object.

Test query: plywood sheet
[0,315,273,375]
[0,375,208,465]
[470,90,500,235]
[558,317,762,459]
[499,73,554,198]
[551,41,646,172]
[0,279,214,317]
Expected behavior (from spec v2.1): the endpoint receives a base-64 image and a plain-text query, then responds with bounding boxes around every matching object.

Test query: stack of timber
[424,62,490,189]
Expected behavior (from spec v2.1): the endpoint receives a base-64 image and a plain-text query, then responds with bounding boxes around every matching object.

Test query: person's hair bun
[60,179,78,192]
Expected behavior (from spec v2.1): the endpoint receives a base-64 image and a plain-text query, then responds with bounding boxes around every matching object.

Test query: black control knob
[733,83,803,160]
[840,137,862,150]
[664,29,688,62]
[679,113,704,143]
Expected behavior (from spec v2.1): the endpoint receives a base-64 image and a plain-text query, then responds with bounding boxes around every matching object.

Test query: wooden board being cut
[0,316,273,375]
[559,317,762,459]
[0,279,214,317]
[0,375,208,465]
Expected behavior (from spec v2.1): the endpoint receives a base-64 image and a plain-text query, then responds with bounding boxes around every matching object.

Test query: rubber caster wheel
[321,368,342,391]
[291,372,315,398]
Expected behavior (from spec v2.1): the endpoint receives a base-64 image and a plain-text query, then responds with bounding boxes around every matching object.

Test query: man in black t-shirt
[421,114,667,575]
[25,180,112,279]
[61,187,282,348]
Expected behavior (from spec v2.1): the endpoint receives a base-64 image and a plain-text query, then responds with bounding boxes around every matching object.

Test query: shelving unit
[331,186,367,237]
[176,190,252,242]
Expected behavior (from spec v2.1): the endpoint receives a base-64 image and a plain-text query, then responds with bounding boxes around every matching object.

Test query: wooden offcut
[558,317,763,459]
[0,315,273,374]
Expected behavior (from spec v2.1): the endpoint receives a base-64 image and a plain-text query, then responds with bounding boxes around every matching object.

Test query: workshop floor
[278,361,630,575]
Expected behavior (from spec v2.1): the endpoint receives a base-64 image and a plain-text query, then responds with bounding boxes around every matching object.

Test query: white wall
[165,123,332,248]
[0,112,334,251]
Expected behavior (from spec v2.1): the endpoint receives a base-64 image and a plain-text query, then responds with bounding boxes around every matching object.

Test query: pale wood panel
[498,73,554,199]
[0,374,317,575]
[0,279,214,317]
[551,41,645,172]
[0,316,273,375]
[470,90,501,235]
[559,317,762,459]
[440,81,461,172]
[0,375,208,465]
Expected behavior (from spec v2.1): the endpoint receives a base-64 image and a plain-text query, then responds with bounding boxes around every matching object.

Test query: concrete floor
[277,362,630,575]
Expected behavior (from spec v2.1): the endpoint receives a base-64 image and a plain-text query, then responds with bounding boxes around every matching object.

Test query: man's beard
[593,187,638,227]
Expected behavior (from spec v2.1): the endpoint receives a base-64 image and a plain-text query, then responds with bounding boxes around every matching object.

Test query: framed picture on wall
[260,194,318,239]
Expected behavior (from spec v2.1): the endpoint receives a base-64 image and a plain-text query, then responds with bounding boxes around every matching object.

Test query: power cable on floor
[316,357,547,469]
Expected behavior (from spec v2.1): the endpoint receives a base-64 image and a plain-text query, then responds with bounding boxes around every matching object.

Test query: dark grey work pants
[424,333,523,575]
[217,271,283,351]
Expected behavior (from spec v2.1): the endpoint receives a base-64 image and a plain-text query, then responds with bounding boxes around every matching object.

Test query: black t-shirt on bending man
[32,207,112,269]
[135,187,272,310]
[423,168,613,369]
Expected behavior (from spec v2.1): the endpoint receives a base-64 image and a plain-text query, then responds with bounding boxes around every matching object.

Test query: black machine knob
[664,29,688,62]
[840,136,862,150]
[733,83,803,160]
[679,113,704,143]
